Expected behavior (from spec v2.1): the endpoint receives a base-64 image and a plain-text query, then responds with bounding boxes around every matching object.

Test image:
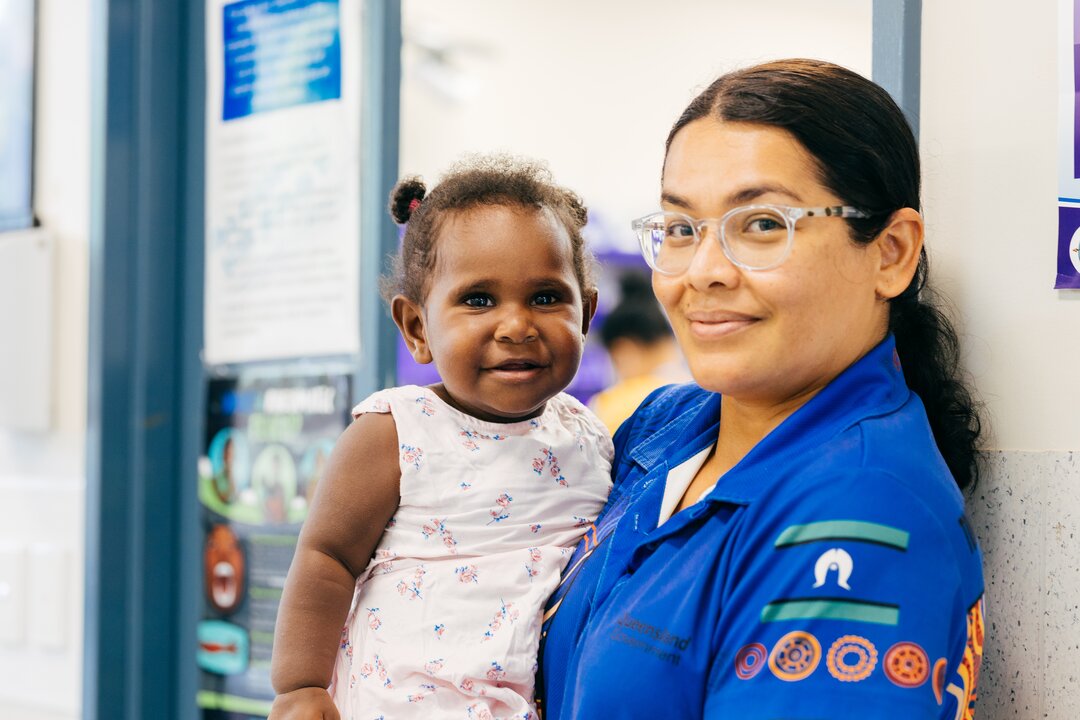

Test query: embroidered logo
[813,548,853,590]
[734,643,767,680]
[826,635,877,682]
[883,641,930,688]
[932,657,948,704]
[769,631,821,682]
[945,596,984,718]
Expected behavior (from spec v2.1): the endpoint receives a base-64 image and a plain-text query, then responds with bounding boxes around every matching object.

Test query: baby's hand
[268,687,340,720]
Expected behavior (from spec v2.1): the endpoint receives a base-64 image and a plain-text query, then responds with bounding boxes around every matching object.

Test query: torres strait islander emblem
[812,548,853,590]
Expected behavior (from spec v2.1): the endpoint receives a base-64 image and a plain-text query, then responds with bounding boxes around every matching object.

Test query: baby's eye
[533,292,561,306]
[463,294,494,308]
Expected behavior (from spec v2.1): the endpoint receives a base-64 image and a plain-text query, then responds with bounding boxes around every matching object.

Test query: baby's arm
[269,412,401,719]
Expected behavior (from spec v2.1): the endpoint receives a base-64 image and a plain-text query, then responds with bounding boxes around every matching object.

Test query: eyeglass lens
[641,209,791,272]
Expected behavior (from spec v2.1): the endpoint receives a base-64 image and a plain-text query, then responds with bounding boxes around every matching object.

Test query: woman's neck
[714,387,823,472]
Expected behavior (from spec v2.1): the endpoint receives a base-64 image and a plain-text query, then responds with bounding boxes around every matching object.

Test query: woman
[539,59,985,719]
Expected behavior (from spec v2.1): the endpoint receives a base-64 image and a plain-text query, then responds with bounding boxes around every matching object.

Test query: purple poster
[1058,0,1080,288]
[1059,206,1080,288]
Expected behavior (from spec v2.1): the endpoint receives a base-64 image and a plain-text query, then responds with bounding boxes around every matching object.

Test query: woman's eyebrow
[661,184,804,212]
[660,191,694,210]
[728,184,803,205]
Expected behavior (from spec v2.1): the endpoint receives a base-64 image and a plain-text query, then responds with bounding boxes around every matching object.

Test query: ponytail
[889,252,983,491]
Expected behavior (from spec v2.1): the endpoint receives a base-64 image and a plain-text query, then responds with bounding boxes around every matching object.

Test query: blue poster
[222,0,342,121]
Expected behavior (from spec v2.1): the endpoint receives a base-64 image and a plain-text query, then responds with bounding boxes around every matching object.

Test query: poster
[0,0,35,232]
[204,0,363,364]
[1057,0,1080,288]
[196,373,352,718]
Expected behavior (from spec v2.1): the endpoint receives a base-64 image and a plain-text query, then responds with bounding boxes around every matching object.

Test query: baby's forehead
[435,205,571,261]
[440,202,568,235]
[426,219,580,293]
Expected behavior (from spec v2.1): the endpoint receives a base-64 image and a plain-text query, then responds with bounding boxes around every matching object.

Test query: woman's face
[654,119,890,407]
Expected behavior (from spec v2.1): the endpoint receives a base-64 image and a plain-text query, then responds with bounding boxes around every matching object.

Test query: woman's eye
[665,222,695,239]
[463,295,494,308]
[745,216,784,233]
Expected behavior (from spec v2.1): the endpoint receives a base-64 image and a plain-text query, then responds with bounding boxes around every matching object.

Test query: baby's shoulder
[350,384,436,420]
[545,393,614,461]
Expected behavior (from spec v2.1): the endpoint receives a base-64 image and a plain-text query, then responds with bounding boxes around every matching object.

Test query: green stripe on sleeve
[774,520,909,550]
[761,599,899,626]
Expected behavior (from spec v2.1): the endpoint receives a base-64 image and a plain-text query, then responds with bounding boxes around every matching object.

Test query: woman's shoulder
[615,382,714,444]
[744,457,982,600]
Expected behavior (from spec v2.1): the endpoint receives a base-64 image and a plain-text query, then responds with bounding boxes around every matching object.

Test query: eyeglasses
[632,204,870,274]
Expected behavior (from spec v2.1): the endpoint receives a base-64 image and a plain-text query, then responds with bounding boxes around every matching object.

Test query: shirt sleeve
[704,469,983,720]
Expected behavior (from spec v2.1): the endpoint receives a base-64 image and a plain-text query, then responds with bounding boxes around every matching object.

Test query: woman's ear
[581,288,599,336]
[874,207,924,300]
[391,294,433,364]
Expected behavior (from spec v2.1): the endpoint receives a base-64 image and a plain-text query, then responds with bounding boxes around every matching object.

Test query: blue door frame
[85,1,401,718]
[84,2,913,717]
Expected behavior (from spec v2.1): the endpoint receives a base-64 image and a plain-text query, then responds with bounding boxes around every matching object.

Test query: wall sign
[205,0,363,363]
[196,373,352,718]
[1058,0,1080,288]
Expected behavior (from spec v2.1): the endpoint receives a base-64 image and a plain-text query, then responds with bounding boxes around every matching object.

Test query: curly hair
[382,155,595,304]
[666,59,985,491]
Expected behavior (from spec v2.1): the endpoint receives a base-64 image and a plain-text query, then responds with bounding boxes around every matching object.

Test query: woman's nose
[495,307,538,343]
[684,224,741,291]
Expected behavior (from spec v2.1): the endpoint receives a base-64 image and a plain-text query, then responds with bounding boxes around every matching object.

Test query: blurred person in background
[590,271,688,433]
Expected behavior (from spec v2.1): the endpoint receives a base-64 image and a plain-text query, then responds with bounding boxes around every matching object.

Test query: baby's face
[412,205,590,423]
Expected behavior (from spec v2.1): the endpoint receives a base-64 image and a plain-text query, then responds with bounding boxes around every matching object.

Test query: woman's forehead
[662,119,824,208]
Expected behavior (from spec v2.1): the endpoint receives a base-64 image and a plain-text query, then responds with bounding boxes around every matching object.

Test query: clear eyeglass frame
[631,204,870,274]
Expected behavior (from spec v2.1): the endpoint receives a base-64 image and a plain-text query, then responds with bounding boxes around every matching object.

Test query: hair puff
[389,176,427,225]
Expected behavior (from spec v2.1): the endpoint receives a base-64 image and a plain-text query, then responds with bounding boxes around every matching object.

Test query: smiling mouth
[491,361,543,371]
[486,361,547,380]
[685,314,760,339]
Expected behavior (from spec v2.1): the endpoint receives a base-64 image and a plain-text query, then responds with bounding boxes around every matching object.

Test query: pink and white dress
[330,385,613,720]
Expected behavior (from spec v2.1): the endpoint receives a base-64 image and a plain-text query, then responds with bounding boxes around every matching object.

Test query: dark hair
[600,271,673,349]
[383,155,594,303]
[666,59,983,491]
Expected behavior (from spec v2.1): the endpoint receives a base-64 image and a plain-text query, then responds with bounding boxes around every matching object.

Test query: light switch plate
[0,543,26,648]
[28,544,66,651]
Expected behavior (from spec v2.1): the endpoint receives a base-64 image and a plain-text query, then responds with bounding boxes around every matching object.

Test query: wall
[400,0,872,256]
[922,1,1080,718]
[0,0,90,716]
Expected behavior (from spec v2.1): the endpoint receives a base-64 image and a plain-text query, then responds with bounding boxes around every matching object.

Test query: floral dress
[329,385,613,720]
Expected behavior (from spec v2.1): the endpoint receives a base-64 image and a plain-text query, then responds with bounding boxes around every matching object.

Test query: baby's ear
[391,295,433,364]
[581,288,599,336]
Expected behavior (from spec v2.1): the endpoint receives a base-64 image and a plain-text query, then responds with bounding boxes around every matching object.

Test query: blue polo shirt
[539,337,984,719]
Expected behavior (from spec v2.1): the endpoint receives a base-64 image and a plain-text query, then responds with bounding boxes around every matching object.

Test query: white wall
[0,0,90,716]
[922,2,1080,718]
[922,0,1079,452]
[401,0,872,255]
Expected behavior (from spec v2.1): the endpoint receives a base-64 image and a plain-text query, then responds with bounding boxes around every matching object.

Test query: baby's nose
[495,309,538,343]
